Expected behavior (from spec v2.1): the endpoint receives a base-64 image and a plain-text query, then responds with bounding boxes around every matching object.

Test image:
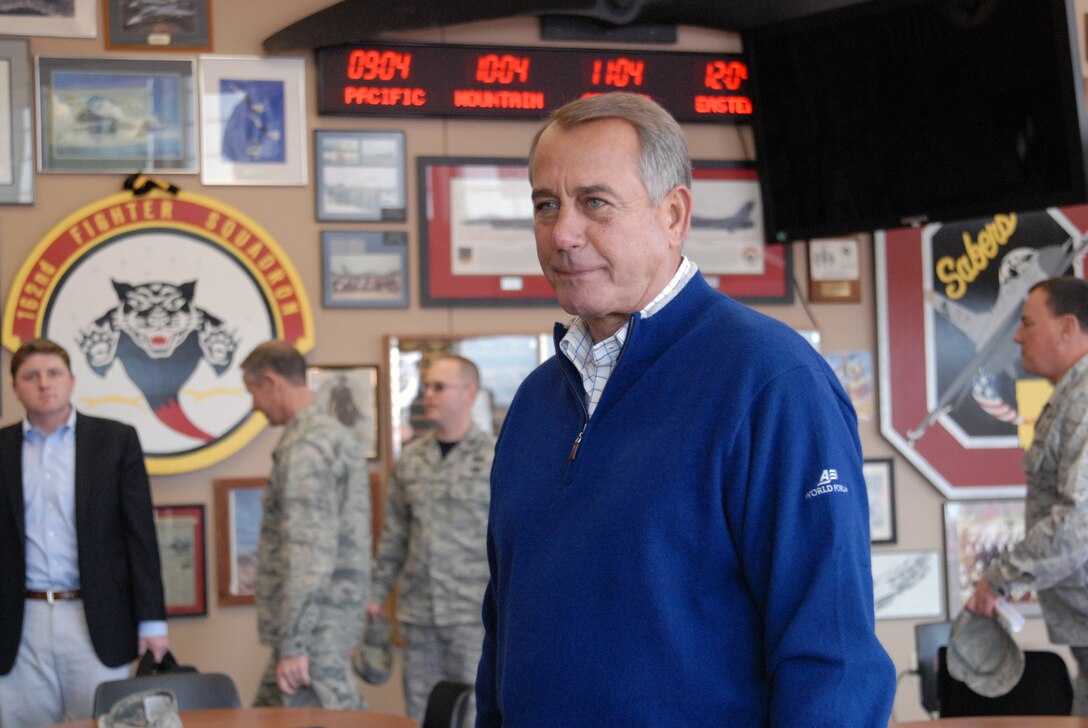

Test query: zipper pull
[567,430,584,461]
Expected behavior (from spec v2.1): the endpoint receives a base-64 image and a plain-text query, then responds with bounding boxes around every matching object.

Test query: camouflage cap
[352,614,393,685]
[97,689,182,728]
[947,609,1024,697]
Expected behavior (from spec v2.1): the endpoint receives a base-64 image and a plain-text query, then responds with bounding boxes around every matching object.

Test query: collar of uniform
[1052,352,1088,401]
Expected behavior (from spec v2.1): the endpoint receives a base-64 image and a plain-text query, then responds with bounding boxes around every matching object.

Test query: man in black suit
[0,338,169,727]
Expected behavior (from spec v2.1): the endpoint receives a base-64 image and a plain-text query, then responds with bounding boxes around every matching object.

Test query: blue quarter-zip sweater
[476,274,894,726]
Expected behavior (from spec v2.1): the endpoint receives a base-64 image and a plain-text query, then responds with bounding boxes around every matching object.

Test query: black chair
[914,620,953,714]
[937,646,1073,717]
[421,680,474,728]
[93,672,242,717]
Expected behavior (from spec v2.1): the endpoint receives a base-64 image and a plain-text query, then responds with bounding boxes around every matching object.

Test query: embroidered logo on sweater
[805,469,849,499]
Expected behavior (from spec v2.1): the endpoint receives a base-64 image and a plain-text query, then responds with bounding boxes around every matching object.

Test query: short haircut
[528,92,692,205]
[1031,276,1088,332]
[11,337,71,378]
[436,355,481,389]
[240,340,307,385]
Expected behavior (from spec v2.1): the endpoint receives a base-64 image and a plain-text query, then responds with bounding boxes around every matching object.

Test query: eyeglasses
[421,381,468,393]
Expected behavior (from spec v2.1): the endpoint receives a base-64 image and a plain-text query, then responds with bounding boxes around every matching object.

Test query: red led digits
[704,60,748,91]
[475,54,531,84]
[346,50,413,81]
[590,58,645,88]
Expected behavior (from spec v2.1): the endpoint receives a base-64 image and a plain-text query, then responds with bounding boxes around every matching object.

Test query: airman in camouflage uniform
[968,277,1088,715]
[242,341,371,710]
[369,356,494,724]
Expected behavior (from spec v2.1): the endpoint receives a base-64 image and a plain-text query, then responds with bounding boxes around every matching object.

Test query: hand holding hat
[947,608,1025,697]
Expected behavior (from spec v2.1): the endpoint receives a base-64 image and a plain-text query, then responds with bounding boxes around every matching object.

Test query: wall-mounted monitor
[743,0,1088,242]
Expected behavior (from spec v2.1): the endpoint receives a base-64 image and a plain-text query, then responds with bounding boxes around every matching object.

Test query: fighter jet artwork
[908,231,1088,444]
[691,199,756,233]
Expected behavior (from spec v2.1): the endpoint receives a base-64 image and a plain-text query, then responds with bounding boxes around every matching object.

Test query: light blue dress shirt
[22,407,166,638]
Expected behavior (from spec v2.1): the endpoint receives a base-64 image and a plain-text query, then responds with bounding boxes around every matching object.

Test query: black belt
[26,589,81,604]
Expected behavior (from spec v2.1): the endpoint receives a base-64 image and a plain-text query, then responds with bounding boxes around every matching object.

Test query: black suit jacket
[0,412,166,674]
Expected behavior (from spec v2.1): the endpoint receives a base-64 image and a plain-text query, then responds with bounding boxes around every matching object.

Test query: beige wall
[3,1,1083,723]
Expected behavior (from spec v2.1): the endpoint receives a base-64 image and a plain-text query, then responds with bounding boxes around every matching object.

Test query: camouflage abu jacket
[371,423,494,626]
[256,405,371,656]
[986,353,1088,644]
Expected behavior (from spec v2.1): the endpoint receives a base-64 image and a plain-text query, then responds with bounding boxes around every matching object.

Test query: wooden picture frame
[104,0,212,51]
[315,130,406,222]
[213,477,264,607]
[199,56,307,186]
[36,56,198,173]
[808,237,861,303]
[0,0,97,37]
[943,499,1041,618]
[321,231,409,309]
[0,39,33,204]
[153,504,207,617]
[307,364,380,460]
[863,458,896,544]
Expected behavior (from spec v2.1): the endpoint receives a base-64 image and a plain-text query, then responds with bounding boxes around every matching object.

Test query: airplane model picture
[908,231,1088,444]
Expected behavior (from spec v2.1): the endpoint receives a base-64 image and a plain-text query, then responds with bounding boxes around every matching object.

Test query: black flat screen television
[742,0,1088,242]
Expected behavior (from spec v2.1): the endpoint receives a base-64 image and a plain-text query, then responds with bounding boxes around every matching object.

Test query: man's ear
[659,185,692,250]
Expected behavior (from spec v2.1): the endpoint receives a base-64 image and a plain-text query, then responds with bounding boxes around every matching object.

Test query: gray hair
[240,340,307,385]
[528,92,692,205]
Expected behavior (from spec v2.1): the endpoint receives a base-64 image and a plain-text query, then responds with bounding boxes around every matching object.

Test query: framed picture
[807,237,861,303]
[315,130,406,222]
[322,231,409,309]
[199,56,307,186]
[0,39,33,204]
[386,333,554,460]
[943,499,1041,617]
[417,157,793,306]
[307,364,380,460]
[689,161,793,304]
[863,458,896,544]
[872,550,943,620]
[214,477,265,607]
[153,504,207,617]
[36,56,197,174]
[418,156,549,306]
[104,0,212,51]
[0,0,97,37]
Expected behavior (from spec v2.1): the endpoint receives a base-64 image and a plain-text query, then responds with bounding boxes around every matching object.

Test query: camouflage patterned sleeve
[370,459,410,606]
[987,397,1088,595]
[275,440,341,657]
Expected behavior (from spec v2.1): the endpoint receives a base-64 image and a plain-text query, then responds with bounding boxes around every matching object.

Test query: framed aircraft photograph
[0,0,97,37]
[104,0,213,51]
[686,161,792,303]
[36,56,198,173]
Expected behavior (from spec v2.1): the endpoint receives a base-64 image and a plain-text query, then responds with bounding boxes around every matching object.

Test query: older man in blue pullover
[475,92,895,726]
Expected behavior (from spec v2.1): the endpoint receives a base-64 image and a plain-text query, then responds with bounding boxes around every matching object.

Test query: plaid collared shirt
[559,257,697,416]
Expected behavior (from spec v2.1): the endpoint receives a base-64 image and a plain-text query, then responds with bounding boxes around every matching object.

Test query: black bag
[135,649,198,676]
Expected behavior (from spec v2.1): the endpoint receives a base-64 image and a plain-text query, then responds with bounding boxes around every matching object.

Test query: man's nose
[550,207,585,251]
